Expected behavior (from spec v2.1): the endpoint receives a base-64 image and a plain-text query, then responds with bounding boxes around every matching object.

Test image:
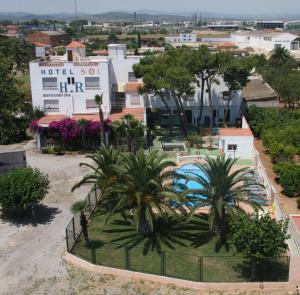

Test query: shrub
[0,168,49,211]
[269,143,298,163]
[273,163,300,197]
[53,146,63,155]
[229,211,289,262]
[41,147,50,154]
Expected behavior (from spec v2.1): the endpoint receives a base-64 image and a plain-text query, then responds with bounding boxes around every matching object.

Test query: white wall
[146,76,242,125]
[219,136,254,159]
[30,60,111,116]
[232,32,298,52]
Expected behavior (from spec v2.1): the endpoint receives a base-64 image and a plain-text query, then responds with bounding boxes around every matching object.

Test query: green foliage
[186,132,202,146]
[229,211,289,262]
[247,107,300,198]
[0,168,49,211]
[297,197,300,209]
[71,200,87,214]
[186,156,261,241]
[273,163,300,197]
[268,47,296,68]
[269,143,298,163]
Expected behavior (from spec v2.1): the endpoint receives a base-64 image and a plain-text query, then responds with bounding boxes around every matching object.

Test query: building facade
[145,76,242,127]
[27,31,70,47]
[256,21,284,31]
[30,42,146,128]
[231,31,300,52]
[165,33,197,44]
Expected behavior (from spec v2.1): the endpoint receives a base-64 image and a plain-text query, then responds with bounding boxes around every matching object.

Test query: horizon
[1,0,300,16]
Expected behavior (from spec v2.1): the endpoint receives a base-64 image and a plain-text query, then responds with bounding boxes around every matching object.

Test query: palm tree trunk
[198,78,205,130]
[138,205,151,236]
[99,107,105,146]
[206,79,214,135]
[159,93,173,137]
[224,90,232,128]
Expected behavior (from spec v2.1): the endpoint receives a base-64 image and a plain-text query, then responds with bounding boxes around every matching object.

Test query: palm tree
[186,156,261,242]
[71,146,120,203]
[106,150,182,236]
[71,200,89,241]
[112,114,144,153]
[269,47,292,67]
[77,118,88,150]
[95,94,106,146]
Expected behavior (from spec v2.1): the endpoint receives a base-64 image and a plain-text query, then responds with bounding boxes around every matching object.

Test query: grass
[71,212,289,282]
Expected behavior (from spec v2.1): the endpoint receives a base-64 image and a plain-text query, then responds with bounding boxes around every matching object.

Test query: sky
[1,0,300,15]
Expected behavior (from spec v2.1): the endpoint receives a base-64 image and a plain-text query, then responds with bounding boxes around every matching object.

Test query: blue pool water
[173,163,208,207]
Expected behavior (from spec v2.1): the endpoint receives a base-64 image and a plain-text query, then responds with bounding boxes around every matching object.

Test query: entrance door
[185,110,192,124]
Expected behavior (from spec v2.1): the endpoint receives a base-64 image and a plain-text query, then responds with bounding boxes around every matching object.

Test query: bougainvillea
[30,118,112,143]
[30,119,45,134]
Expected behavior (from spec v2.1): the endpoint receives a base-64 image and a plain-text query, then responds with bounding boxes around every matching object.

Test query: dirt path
[0,147,91,294]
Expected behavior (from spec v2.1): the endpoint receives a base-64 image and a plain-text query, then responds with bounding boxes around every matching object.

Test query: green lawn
[72,212,289,282]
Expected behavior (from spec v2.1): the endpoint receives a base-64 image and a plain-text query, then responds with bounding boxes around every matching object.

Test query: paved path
[0,145,91,294]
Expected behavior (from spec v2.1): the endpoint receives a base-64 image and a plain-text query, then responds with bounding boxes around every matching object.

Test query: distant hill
[1,10,300,23]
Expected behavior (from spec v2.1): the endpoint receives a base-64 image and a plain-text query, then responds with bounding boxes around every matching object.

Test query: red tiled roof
[65,41,85,49]
[220,128,253,137]
[110,108,145,121]
[124,82,144,92]
[37,109,145,126]
[33,42,50,47]
[72,114,99,121]
[37,115,66,125]
[93,49,108,56]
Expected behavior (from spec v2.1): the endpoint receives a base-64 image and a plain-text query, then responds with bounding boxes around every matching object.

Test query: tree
[268,47,295,67]
[72,145,120,198]
[0,168,49,213]
[186,156,261,242]
[0,54,29,144]
[137,32,142,49]
[71,201,89,241]
[222,58,250,127]
[134,55,174,136]
[77,119,89,149]
[229,211,289,279]
[106,150,182,236]
[95,94,106,146]
[111,114,144,153]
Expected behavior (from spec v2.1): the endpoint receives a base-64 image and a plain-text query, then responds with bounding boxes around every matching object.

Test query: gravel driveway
[0,144,92,294]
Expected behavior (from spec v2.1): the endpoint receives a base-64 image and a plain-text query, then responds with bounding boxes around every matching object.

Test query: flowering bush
[30,119,45,134]
[30,118,112,143]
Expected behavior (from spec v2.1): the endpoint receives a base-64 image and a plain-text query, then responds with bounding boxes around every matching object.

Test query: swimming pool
[173,163,208,207]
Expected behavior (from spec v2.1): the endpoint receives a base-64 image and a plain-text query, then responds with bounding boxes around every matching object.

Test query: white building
[165,33,197,44]
[231,31,300,53]
[30,41,146,128]
[146,76,242,127]
[218,117,254,160]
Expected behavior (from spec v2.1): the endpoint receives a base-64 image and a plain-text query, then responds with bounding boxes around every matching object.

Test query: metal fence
[70,240,289,283]
[66,186,101,252]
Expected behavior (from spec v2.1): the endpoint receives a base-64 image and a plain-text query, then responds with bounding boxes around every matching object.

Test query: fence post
[91,243,96,264]
[88,193,91,212]
[198,256,203,282]
[72,217,76,242]
[125,247,130,270]
[161,251,166,276]
[66,229,69,252]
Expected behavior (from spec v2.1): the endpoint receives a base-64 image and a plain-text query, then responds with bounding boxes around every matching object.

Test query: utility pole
[74,0,78,32]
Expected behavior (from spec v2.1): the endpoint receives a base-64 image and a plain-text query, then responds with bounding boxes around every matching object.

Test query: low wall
[64,252,289,291]
[0,150,26,175]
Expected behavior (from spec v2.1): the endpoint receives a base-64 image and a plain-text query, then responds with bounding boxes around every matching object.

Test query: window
[274,44,281,49]
[85,77,100,89]
[44,99,59,111]
[130,94,140,105]
[128,72,137,82]
[228,144,237,151]
[67,77,75,85]
[86,99,98,109]
[114,92,126,99]
[42,77,58,90]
